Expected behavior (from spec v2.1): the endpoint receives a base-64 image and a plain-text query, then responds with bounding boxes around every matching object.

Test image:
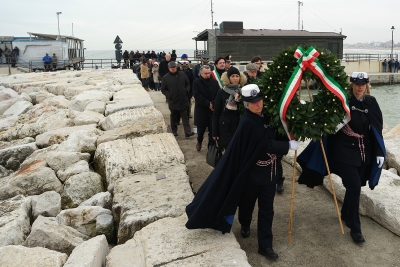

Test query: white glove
[289,140,300,151]
[377,156,384,168]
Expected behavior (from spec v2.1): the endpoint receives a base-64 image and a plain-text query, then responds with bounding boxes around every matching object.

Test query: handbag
[206,141,223,167]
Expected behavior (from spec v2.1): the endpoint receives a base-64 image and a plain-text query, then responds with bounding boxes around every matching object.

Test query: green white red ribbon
[211,70,224,89]
[278,46,350,140]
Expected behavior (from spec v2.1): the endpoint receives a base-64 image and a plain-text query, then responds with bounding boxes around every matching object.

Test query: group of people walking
[140,51,385,262]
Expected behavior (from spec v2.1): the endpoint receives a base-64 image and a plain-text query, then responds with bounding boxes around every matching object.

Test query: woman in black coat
[192,65,219,151]
[212,67,247,150]
[333,72,385,244]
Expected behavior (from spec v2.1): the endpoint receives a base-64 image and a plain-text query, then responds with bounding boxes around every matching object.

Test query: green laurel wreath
[257,45,351,141]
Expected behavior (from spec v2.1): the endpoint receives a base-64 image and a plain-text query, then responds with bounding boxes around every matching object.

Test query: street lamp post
[56,12,62,41]
[214,22,218,59]
[391,26,395,73]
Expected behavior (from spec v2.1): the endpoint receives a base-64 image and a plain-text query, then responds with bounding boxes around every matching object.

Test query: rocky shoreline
[0,69,399,266]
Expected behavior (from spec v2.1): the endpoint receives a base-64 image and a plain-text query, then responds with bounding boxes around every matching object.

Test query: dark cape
[185,109,288,233]
[297,95,386,190]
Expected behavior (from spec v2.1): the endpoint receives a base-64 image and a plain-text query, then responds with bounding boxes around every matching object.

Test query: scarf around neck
[223,84,241,110]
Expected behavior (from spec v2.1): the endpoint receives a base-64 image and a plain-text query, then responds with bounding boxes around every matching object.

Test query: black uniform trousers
[335,161,367,234]
[238,182,276,249]
[170,109,191,135]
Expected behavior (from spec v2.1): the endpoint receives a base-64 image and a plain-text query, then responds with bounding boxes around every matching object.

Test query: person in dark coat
[192,65,219,151]
[212,67,247,150]
[298,72,385,244]
[159,53,171,78]
[161,61,194,138]
[186,84,300,261]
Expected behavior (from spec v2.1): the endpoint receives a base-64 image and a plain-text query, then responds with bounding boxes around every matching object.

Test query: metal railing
[342,53,398,62]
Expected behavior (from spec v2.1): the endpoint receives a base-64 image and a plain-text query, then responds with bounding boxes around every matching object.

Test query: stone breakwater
[0,69,399,266]
[0,70,251,266]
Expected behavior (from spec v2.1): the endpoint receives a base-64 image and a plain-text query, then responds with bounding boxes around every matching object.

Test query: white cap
[241,84,263,103]
[350,72,369,84]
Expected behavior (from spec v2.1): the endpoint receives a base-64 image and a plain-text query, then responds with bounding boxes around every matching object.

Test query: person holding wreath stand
[332,72,385,243]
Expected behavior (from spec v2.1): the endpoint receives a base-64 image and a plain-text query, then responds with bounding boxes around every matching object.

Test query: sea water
[299,85,399,129]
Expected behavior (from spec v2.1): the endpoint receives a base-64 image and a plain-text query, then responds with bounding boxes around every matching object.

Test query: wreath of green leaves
[257,45,351,141]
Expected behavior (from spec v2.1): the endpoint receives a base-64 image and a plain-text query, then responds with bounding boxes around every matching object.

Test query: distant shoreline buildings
[344,41,400,49]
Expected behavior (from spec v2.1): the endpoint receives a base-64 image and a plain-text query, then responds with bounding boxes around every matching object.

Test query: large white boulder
[0,245,68,267]
[61,172,104,208]
[0,115,18,132]
[0,87,18,101]
[3,100,33,116]
[73,109,105,126]
[25,215,90,255]
[106,215,251,267]
[85,100,106,114]
[0,195,32,247]
[35,109,73,132]
[80,191,112,209]
[113,164,193,244]
[45,151,91,172]
[323,169,400,236]
[69,90,112,112]
[57,160,90,183]
[100,106,166,131]
[56,128,101,154]
[0,122,43,142]
[64,235,109,267]
[42,95,70,109]
[31,191,61,220]
[105,88,153,115]
[0,162,62,201]
[56,206,112,238]
[35,124,97,148]
[94,133,185,186]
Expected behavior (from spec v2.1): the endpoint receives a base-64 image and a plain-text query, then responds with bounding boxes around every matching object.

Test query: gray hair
[243,101,249,108]
[199,65,211,74]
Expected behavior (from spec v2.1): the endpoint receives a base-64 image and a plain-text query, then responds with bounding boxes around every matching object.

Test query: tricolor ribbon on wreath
[278,46,351,140]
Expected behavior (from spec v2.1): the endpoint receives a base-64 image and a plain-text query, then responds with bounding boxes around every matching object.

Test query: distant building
[193,21,346,61]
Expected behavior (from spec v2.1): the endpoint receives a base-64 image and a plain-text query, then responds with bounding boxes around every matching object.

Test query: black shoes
[173,132,178,136]
[240,226,250,238]
[185,132,195,138]
[258,248,278,260]
[196,142,202,151]
[276,176,285,194]
[350,231,365,243]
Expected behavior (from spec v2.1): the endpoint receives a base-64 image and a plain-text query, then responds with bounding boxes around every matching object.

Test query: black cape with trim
[185,109,288,233]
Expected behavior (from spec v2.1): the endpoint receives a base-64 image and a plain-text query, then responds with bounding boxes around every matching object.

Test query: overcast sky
[1,0,398,51]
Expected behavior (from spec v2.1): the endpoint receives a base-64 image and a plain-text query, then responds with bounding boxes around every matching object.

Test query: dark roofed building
[193,21,346,61]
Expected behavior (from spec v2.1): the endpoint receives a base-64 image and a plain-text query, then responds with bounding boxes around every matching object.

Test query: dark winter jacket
[212,71,247,149]
[161,71,190,111]
[159,59,170,78]
[193,77,219,128]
